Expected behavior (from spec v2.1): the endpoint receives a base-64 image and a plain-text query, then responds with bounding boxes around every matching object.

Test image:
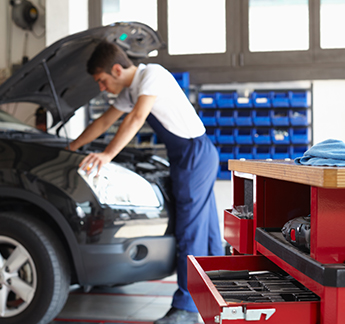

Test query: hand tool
[205,270,271,280]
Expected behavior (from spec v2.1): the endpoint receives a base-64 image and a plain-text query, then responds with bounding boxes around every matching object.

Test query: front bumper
[78,234,176,286]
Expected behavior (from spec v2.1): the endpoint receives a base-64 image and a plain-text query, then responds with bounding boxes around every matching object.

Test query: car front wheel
[0,211,70,324]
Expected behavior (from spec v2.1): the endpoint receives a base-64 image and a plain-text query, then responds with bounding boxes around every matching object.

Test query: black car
[0,22,176,324]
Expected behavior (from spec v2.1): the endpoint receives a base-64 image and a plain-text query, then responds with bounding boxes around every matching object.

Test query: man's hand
[79,151,113,175]
[78,95,156,175]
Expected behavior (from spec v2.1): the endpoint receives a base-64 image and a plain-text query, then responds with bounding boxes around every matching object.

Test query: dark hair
[87,40,133,75]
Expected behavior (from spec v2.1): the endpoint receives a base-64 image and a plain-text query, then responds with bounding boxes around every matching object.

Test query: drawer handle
[220,306,276,321]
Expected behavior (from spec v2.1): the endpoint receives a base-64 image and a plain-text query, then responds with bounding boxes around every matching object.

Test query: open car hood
[0,22,165,128]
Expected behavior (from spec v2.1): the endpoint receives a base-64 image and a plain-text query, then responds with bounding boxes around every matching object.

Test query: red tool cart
[188,160,345,323]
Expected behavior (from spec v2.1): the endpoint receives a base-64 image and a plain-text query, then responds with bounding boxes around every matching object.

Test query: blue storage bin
[252,92,273,108]
[217,109,235,126]
[217,145,235,162]
[198,110,217,126]
[216,128,235,144]
[271,109,290,126]
[235,95,253,108]
[290,145,309,159]
[234,110,253,126]
[235,146,254,159]
[172,72,190,89]
[216,92,235,108]
[234,128,254,144]
[253,146,272,159]
[272,92,290,107]
[289,91,309,108]
[136,133,157,145]
[198,93,217,108]
[290,127,311,144]
[218,163,232,180]
[289,109,310,126]
[205,127,217,144]
[272,146,291,159]
[253,128,271,144]
[271,128,290,144]
[252,109,271,126]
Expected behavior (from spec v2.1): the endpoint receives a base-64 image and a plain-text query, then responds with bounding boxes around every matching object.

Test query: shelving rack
[196,85,313,180]
[188,159,345,323]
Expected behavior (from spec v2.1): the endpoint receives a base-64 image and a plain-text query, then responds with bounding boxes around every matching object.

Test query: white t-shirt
[113,63,205,139]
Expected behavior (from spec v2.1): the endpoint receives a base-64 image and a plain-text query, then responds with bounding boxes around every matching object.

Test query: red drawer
[187,255,320,324]
[224,209,253,254]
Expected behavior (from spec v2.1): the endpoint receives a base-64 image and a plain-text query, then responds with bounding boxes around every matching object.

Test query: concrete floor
[52,180,232,324]
[53,275,178,324]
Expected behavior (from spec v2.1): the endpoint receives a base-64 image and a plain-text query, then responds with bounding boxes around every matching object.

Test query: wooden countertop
[228,159,345,188]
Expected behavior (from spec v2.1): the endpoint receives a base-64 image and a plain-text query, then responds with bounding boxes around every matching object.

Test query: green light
[119,33,128,41]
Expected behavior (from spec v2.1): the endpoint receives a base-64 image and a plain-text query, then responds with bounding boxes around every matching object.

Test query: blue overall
[147,114,224,313]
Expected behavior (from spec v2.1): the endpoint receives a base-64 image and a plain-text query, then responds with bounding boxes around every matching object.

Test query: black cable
[31,29,45,39]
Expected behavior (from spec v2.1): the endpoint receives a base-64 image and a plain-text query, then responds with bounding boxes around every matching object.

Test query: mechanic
[69,40,224,324]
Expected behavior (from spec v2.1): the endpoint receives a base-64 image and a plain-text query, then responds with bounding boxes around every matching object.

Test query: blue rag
[294,139,345,166]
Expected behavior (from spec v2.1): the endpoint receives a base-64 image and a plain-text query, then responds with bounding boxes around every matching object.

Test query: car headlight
[78,162,161,208]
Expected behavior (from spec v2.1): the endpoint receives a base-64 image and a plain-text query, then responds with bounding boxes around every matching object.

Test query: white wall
[0,0,46,122]
[46,0,88,46]
[45,0,89,139]
[8,0,46,66]
[0,1,8,70]
[0,0,45,82]
[312,80,345,144]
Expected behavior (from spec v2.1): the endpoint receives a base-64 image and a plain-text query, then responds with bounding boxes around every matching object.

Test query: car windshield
[0,110,41,133]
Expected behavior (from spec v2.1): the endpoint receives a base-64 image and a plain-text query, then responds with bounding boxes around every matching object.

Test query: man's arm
[69,106,124,151]
[80,94,156,174]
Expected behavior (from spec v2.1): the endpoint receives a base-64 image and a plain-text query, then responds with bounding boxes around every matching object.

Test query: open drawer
[224,209,253,254]
[187,255,320,324]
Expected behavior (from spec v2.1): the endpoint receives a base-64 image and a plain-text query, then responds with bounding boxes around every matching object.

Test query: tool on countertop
[205,270,270,280]
[232,205,253,219]
[281,215,311,252]
[206,270,320,304]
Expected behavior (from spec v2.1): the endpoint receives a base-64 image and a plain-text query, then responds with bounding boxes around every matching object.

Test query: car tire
[0,211,70,324]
